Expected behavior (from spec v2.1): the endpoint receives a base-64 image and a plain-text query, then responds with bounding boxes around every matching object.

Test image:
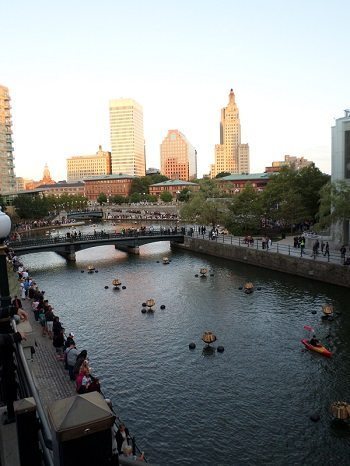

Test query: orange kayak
[301,339,332,358]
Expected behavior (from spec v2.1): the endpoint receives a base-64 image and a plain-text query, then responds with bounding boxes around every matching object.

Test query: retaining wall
[172,237,350,288]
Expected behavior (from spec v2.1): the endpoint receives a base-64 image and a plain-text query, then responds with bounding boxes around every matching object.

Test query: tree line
[2,166,350,232]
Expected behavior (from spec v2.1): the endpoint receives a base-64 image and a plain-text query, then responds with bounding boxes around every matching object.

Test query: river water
[20,231,350,466]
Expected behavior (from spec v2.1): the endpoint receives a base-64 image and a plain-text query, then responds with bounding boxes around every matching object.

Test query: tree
[160,191,173,203]
[0,196,7,211]
[316,181,350,229]
[13,194,50,219]
[129,192,141,203]
[177,189,191,202]
[180,192,225,226]
[225,184,263,235]
[110,195,126,205]
[261,166,329,226]
[130,175,169,195]
[215,172,231,178]
[97,193,107,205]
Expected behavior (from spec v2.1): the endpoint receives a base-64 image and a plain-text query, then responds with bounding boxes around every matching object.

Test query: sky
[1,0,350,181]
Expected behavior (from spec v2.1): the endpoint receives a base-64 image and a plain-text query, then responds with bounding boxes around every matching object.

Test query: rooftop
[218,173,271,181]
[150,179,199,187]
[83,174,135,181]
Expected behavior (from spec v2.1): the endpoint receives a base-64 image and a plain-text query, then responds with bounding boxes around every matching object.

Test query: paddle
[304,325,314,332]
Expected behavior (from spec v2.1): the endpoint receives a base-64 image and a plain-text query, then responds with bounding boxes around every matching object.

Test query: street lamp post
[0,207,12,321]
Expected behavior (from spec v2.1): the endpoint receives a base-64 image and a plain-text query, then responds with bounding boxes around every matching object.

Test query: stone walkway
[19,296,76,410]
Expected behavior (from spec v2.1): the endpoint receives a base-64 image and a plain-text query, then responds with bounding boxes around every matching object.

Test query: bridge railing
[10,229,187,249]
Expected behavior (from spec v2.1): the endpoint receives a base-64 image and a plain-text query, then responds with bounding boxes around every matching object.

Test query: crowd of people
[7,249,101,397]
[5,245,145,462]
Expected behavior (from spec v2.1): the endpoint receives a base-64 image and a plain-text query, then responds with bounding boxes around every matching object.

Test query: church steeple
[42,163,52,183]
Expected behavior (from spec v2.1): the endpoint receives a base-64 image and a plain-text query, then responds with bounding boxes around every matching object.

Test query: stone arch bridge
[10,231,185,261]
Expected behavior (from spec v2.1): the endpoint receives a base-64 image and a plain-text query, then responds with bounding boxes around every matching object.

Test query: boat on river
[301,339,332,358]
[163,257,169,264]
[199,267,208,277]
[87,265,95,273]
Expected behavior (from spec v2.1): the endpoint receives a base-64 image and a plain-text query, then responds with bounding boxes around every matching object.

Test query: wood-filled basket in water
[202,331,217,344]
[330,401,350,420]
[112,279,121,287]
[244,282,254,293]
[199,267,208,276]
[322,304,334,315]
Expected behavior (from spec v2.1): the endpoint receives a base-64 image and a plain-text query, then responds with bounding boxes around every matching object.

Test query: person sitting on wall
[115,423,131,455]
[75,361,100,394]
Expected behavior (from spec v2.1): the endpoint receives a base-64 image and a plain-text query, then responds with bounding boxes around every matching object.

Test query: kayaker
[309,335,320,347]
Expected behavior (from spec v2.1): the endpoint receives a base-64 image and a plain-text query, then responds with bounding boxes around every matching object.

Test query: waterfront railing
[187,231,348,266]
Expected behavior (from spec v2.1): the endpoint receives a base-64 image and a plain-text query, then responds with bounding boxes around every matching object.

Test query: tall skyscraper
[160,129,197,181]
[211,89,249,178]
[0,85,15,193]
[109,98,145,177]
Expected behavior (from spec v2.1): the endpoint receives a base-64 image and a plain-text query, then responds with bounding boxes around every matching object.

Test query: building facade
[149,179,200,198]
[67,145,111,181]
[109,98,145,177]
[211,89,250,178]
[0,85,16,193]
[84,174,134,201]
[36,181,85,197]
[265,154,313,173]
[160,130,197,181]
[331,109,350,244]
[24,164,56,190]
[216,173,271,195]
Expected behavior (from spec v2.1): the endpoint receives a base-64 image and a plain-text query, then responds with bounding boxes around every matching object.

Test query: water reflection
[21,241,350,465]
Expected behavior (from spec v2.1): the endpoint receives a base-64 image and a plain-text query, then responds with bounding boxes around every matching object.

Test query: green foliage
[0,196,7,211]
[180,192,225,226]
[177,189,191,202]
[129,192,142,203]
[145,194,157,203]
[131,175,169,194]
[196,178,223,198]
[225,184,263,235]
[261,166,329,222]
[97,193,107,205]
[316,181,350,229]
[160,191,173,203]
[14,194,50,219]
[215,172,231,178]
[110,195,127,205]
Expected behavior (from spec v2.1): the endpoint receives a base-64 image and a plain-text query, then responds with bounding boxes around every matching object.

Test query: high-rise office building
[109,98,145,177]
[67,145,111,181]
[211,89,249,178]
[331,109,350,244]
[160,129,197,181]
[0,85,15,193]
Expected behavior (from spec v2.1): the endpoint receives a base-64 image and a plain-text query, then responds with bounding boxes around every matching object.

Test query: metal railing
[12,320,54,465]
[187,231,348,266]
[10,229,186,249]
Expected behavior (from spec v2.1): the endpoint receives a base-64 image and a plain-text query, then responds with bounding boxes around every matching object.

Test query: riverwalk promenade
[175,232,350,288]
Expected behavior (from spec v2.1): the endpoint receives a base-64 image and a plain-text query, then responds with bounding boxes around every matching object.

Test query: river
[20,231,350,466]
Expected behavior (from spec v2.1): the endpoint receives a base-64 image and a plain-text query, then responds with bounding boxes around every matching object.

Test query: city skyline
[2,0,349,181]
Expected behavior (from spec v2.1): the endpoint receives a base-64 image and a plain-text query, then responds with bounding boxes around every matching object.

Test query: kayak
[301,339,332,358]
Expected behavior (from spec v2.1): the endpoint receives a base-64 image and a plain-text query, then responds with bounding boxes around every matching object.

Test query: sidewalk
[19,297,76,409]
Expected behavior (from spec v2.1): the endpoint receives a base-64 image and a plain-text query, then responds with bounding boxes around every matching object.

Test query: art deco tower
[212,89,249,177]
[0,85,16,193]
[160,129,197,181]
[109,98,146,177]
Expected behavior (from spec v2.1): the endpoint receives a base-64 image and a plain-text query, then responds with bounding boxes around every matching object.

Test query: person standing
[321,240,325,254]
[324,242,330,258]
[340,245,346,262]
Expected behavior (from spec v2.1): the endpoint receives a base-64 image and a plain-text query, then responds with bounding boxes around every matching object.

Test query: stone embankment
[173,236,350,288]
